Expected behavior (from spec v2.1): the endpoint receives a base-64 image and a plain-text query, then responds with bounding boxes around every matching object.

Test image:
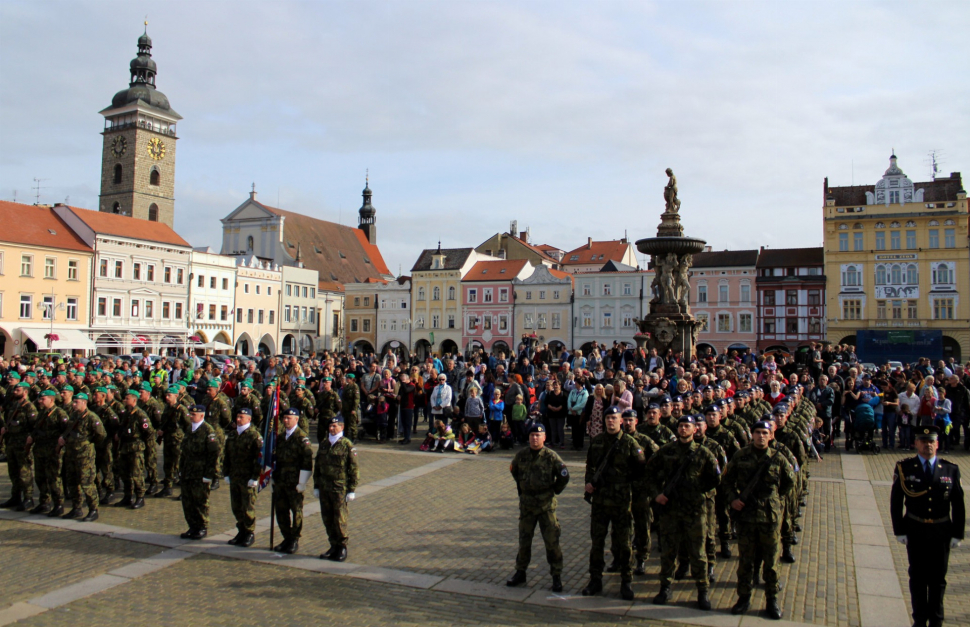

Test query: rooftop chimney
[587,237,592,249]
[519,231,528,243]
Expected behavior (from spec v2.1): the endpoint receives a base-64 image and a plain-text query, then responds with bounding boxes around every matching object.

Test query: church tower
[358,174,377,244]
[98,26,181,227]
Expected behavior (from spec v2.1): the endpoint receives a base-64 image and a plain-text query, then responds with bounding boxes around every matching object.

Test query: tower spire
[358,173,377,244]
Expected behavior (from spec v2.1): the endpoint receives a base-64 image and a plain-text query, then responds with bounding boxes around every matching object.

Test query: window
[114,164,123,184]
[786,318,799,334]
[147,265,154,281]
[891,264,902,284]
[363,319,371,333]
[582,284,591,296]
[889,190,900,204]
[163,302,171,319]
[286,284,292,297]
[448,286,456,300]
[764,291,775,306]
[582,312,592,327]
[197,274,205,288]
[175,303,183,319]
[499,288,508,302]
[468,315,478,331]
[428,313,439,328]
[310,288,315,298]
[906,264,918,285]
[268,286,272,296]
[838,233,848,251]
[553,290,560,300]
[886,230,900,250]
[66,297,78,320]
[114,260,123,278]
[808,290,820,305]
[269,311,275,324]
[603,283,612,296]
[350,319,358,332]
[717,314,731,332]
[19,295,32,318]
[112,298,122,317]
[696,313,709,332]
[852,232,863,251]
[740,284,750,303]
[537,313,547,329]
[786,290,798,305]
[907,301,918,319]
[483,289,492,303]
[498,315,508,331]
[715,284,727,303]
[552,313,561,329]
[237,308,243,323]
[145,300,153,319]
[929,229,940,248]
[417,287,425,301]
[21,254,33,277]
[177,268,184,284]
[739,313,752,333]
[303,286,308,298]
[934,298,954,320]
[42,295,53,320]
[302,306,308,322]
[764,320,775,334]
[246,309,254,324]
[842,265,861,287]
[132,262,141,280]
[875,266,887,285]
[432,287,440,301]
[222,278,229,290]
[891,300,902,320]
[44,257,55,279]
[221,305,228,321]
[353,297,360,307]
[148,204,158,222]
[247,235,254,250]
[906,230,916,249]
[622,283,632,296]
[401,301,407,309]
[602,311,613,328]
[210,277,217,289]
[67,260,79,281]
[150,168,160,186]
[525,291,532,300]
[945,229,956,248]
[932,263,954,285]
[98,297,107,316]
[256,285,260,295]
[539,290,547,299]
[164,266,171,283]
[875,232,885,250]
[697,285,707,303]
[808,318,821,334]
[842,299,861,320]
[483,315,491,330]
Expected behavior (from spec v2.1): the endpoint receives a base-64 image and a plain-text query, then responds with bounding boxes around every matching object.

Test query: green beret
[322,376,333,382]
[346,374,355,379]
[298,377,306,382]
[17,381,30,388]
[240,381,252,389]
[106,384,118,390]
[207,380,220,388]
[62,385,74,392]
[25,371,36,377]
[297,384,306,390]
[69,369,77,374]
[41,389,57,397]
[167,385,180,394]
[126,389,139,397]
[94,386,107,393]
[177,380,187,388]
[138,382,151,392]
[75,392,89,400]
[8,372,21,380]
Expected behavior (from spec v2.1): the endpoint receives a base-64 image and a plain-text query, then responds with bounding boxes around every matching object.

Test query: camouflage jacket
[695,435,727,498]
[90,403,120,439]
[273,427,313,487]
[62,409,107,453]
[160,403,191,439]
[313,435,359,495]
[705,424,741,461]
[775,424,807,468]
[316,390,342,422]
[724,417,750,447]
[223,424,263,483]
[203,393,232,431]
[180,421,221,481]
[1,398,38,443]
[117,406,154,453]
[645,439,720,515]
[510,445,569,511]
[138,398,164,430]
[628,430,660,494]
[637,421,675,449]
[584,431,646,507]
[259,393,289,430]
[341,383,360,417]
[31,405,70,449]
[721,444,795,524]
[232,393,263,428]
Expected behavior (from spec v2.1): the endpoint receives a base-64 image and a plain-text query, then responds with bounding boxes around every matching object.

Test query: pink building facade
[690,249,760,358]
[462,259,531,354]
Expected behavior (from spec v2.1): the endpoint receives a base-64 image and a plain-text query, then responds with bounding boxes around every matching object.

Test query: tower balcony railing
[104,119,177,137]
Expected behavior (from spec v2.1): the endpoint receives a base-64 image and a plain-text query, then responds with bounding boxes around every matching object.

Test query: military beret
[528,423,546,434]
[605,405,622,416]
[94,386,108,394]
[284,408,300,417]
[724,397,735,404]
[236,407,253,416]
[37,370,48,377]
[106,384,118,390]
[24,371,36,377]
[346,373,356,379]
[322,377,333,382]
[75,392,89,400]
[265,379,277,387]
[915,425,939,440]
[240,380,252,389]
[7,372,21,380]
[647,402,660,410]
[207,380,220,388]
[297,385,306,390]
[329,415,344,424]
[69,369,78,375]
[17,381,30,388]
[772,404,788,415]
[41,389,57,397]
[167,385,180,394]
[298,377,306,382]
[659,395,672,404]
[140,382,152,392]
[677,415,695,424]
[621,409,637,419]
[114,370,124,376]
[126,389,140,397]
[671,395,683,403]
[753,420,773,432]
[62,385,74,392]
[704,404,721,414]
[185,404,203,413]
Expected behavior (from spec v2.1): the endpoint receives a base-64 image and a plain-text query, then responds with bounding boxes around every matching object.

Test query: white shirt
[285,426,297,439]
[236,423,251,435]
[191,420,204,432]
[328,433,343,446]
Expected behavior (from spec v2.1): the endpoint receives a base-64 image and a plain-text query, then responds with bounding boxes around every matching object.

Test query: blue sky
[2,1,968,274]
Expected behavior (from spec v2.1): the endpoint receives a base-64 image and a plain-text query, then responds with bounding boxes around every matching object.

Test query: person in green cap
[59,392,107,521]
[202,379,232,489]
[116,389,154,509]
[27,389,69,515]
[341,373,361,442]
[56,384,74,409]
[291,385,315,434]
[0,381,38,510]
[315,377,342,444]
[232,379,263,431]
[259,378,289,431]
[157,385,190,497]
[91,386,120,505]
[138,382,163,496]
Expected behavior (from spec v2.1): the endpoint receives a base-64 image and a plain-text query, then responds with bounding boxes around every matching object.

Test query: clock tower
[98,26,181,228]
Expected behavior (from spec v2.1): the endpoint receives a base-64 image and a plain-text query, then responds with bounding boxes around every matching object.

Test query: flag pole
[267,385,279,551]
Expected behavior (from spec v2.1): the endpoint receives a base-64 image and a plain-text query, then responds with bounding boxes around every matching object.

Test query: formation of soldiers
[507,383,819,620]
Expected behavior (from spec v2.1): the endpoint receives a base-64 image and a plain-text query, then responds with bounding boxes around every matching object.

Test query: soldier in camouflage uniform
[106,385,126,491]
[687,416,728,583]
[26,371,42,403]
[638,403,675,449]
[136,383,163,495]
[0,381,37,510]
[27,389,69,515]
[506,423,569,591]
[315,377,342,444]
[341,373,361,443]
[722,419,794,620]
[224,407,263,547]
[582,405,647,600]
[273,407,314,554]
[179,404,222,540]
[90,387,120,505]
[202,380,232,490]
[116,390,153,509]
[60,393,107,521]
[259,379,289,431]
[620,409,659,576]
[772,403,806,562]
[157,386,191,497]
[313,415,360,562]
[290,386,315,434]
[647,415,721,611]
[231,380,263,433]
[704,404,741,558]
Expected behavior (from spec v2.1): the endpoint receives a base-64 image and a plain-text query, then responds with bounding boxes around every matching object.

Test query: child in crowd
[475,422,493,453]
[498,420,514,450]
[488,389,505,446]
[455,422,480,454]
[375,395,390,443]
[463,386,485,433]
[510,394,528,444]
[420,419,455,453]
[935,387,952,453]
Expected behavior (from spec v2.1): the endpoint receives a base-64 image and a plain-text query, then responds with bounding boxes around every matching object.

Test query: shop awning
[19,327,96,351]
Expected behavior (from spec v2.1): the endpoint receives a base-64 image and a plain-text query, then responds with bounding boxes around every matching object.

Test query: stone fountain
[633,169,707,359]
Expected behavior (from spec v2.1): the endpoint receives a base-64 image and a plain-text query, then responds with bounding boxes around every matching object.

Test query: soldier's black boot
[708,565,715,583]
[284,539,298,554]
[551,575,563,593]
[211,479,221,491]
[581,579,602,596]
[506,570,527,587]
[130,497,146,510]
[332,546,347,562]
[718,540,732,559]
[30,502,52,515]
[228,530,244,545]
[0,494,22,509]
[781,545,796,563]
[82,509,99,522]
[764,596,783,620]
[620,580,634,601]
[102,491,116,505]
[273,540,289,552]
[674,561,689,580]
[16,498,34,512]
[48,504,64,517]
[115,495,133,507]
[65,507,84,519]
[793,523,802,533]
[652,585,671,605]
[697,588,712,611]
[145,483,158,497]
[180,528,196,539]
[156,487,172,498]
[606,560,619,573]
[634,559,646,575]
[319,546,337,560]
[731,595,751,615]
[189,528,207,540]
[240,533,255,548]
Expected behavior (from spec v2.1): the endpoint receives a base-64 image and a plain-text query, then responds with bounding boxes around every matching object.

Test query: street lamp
[44,298,65,349]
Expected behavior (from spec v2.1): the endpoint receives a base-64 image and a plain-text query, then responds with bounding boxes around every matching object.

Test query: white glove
[247,479,258,488]
[896,535,907,545]
[313,489,320,498]
[298,469,312,487]
[224,477,230,484]
[345,492,355,503]
[951,538,962,549]
[296,483,306,493]
[202,477,212,484]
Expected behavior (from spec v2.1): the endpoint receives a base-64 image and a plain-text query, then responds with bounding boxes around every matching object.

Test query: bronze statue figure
[664,168,681,214]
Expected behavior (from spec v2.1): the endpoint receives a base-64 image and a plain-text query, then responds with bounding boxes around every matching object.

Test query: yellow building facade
[824,155,968,361]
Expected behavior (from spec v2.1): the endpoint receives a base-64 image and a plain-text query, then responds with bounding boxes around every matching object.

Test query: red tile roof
[548,267,573,281]
[825,172,964,206]
[463,259,529,281]
[65,205,190,247]
[562,240,631,266]
[0,201,92,252]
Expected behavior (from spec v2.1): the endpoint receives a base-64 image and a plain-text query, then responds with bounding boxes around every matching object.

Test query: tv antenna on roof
[925,150,944,181]
[32,178,47,205]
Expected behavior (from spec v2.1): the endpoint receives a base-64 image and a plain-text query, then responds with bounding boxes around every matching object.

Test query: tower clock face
[147,137,166,160]
[111,135,127,157]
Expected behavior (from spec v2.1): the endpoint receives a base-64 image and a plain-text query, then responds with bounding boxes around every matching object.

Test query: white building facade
[376,277,411,359]
[571,265,651,353]
[280,265,320,355]
[188,249,237,351]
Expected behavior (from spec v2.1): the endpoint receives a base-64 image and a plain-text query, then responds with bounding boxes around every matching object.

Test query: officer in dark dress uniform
[891,425,965,627]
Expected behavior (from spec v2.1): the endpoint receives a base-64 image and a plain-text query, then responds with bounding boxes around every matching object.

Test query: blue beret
[284,408,300,417]
[671,395,683,403]
[772,404,788,415]
[528,423,546,434]
[647,403,660,410]
[605,405,623,415]
[704,404,720,414]
[236,407,252,416]
[753,420,773,431]
[677,415,695,424]
[660,395,672,404]
[621,409,637,419]
[189,405,206,413]
[329,415,344,424]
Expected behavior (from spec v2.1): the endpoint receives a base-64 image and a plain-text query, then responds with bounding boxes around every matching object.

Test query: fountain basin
[635,236,707,256]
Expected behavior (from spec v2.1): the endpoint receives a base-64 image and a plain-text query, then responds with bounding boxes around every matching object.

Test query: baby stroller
[851,401,880,453]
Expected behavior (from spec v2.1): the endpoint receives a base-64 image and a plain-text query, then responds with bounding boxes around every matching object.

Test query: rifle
[734,450,776,515]
[658,448,698,505]
[584,436,623,504]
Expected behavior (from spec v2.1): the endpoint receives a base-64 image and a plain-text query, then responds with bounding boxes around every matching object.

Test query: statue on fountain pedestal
[663,168,681,215]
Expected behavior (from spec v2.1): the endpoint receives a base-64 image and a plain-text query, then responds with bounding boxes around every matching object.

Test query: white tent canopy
[19,327,96,351]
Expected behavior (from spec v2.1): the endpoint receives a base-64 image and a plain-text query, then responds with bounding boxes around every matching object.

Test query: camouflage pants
[589,504,633,580]
[96,441,113,491]
[714,488,731,541]
[161,437,183,488]
[64,447,98,510]
[737,519,783,597]
[632,494,653,561]
[4,442,33,500]
[111,442,123,486]
[515,504,563,575]
[274,486,304,541]
[181,478,211,530]
[213,428,226,477]
[344,414,359,443]
[230,480,257,533]
[33,446,63,506]
[144,439,158,486]
[679,498,717,565]
[659,508,709,591]
[120,448,146,499]
[320,491,350,549]
[781,492,795,544]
